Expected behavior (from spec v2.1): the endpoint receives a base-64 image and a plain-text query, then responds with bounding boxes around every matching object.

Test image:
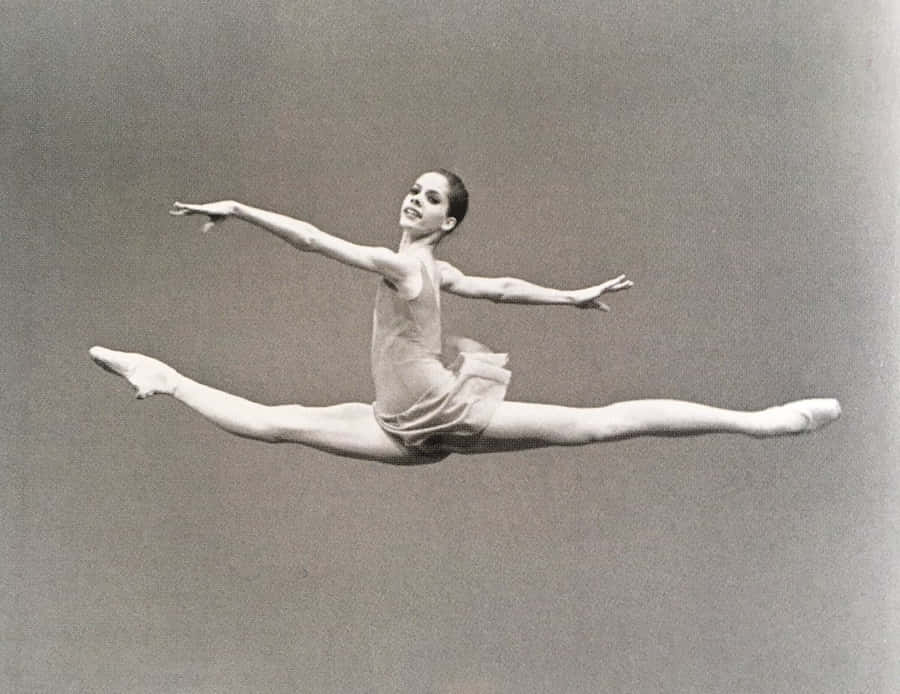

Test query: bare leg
[88,347,434,464]
[464,398,841,454]
[90,347,840,461]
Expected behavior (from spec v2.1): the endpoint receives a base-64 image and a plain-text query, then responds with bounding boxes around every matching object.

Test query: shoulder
[386,255,428,300]
[435,260,464,288]
[369,247,423,286]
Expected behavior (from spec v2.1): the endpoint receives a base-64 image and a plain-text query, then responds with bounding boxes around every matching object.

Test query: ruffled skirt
[374,348,510,454]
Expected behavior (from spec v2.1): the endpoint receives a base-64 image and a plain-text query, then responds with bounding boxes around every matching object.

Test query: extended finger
[169,202,195,216]
[600,274,626,289]
[170,201,205,214]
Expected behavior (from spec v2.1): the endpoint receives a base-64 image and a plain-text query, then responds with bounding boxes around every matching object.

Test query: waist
[372,354,451,415]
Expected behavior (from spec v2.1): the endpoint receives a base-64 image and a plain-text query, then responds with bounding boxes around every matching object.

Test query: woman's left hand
[169,200,238,233]
[570,274,634,310]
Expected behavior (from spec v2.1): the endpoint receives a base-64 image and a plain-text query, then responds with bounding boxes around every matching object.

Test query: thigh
[461,401,594,454]
[273,402,445,465]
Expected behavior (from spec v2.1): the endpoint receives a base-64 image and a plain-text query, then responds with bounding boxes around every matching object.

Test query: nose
[410,194,422,207]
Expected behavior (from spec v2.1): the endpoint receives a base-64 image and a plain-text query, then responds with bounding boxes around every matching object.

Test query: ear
[441,216,457,232]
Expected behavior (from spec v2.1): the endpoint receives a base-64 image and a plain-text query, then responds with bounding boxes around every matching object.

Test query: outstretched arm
[437,261,633,310]
[169,201,415,286]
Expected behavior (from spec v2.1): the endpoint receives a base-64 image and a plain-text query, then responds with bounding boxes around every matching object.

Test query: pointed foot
[755,397,841,437]
[786,398,842,433]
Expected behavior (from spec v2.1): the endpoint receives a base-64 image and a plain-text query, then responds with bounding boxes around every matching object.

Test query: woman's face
[399,172,456,235]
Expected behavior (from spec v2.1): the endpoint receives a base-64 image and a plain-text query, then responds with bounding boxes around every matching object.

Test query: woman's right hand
[169,200,238,233]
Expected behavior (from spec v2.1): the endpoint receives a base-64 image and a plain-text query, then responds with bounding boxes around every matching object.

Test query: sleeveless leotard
[371,262,510,453]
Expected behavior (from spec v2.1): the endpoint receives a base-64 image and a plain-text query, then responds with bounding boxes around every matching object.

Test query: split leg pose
[89,347,839,465]
[91,170,840,464]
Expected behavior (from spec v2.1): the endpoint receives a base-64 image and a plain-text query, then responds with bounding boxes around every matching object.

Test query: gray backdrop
[4,1,898,692]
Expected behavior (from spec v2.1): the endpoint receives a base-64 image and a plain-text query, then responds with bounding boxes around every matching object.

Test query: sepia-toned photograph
[4,1,897,691]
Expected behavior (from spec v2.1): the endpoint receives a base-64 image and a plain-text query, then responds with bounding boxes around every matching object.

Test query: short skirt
[373,350,511,454]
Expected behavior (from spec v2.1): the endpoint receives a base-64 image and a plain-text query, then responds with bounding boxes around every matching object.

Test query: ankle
[749,406,795,438]
[167,370,186,398]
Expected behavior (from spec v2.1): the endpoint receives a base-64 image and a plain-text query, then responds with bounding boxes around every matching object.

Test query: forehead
[413,172,450,195]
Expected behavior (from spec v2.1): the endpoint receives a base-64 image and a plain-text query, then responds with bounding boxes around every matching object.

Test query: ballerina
[90,169,840,464]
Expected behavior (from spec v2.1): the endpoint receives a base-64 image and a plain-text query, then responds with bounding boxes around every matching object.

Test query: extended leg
[88,347,433,464]
[464,398,841,454]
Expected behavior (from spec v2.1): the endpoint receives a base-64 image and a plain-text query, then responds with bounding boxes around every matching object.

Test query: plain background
[3,1,898,692]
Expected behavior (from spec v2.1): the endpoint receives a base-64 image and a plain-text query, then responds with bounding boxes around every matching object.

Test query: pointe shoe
[780,398,842,433]
[89,346,179,398]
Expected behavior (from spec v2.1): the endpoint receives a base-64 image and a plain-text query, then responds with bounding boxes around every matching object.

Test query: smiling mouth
[402,207,422,219]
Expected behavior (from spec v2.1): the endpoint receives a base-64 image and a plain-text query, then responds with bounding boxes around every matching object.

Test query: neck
[398,228,443,255]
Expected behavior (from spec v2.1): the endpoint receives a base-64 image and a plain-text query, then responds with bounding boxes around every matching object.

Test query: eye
[410,185,420,195]
[426,193,441,204]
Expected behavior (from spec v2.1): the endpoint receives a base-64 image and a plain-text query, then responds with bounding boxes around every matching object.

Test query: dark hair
[433,168,468,230]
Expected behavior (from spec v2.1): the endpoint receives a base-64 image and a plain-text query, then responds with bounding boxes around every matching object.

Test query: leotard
[371,261,510,453]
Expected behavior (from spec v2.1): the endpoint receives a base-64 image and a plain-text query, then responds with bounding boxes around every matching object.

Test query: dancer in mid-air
[90,169,841,463]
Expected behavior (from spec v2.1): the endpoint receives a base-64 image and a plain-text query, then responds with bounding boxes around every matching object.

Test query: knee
[258,404,312,443]
[535,410,603,446]
[570,409,631,444]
